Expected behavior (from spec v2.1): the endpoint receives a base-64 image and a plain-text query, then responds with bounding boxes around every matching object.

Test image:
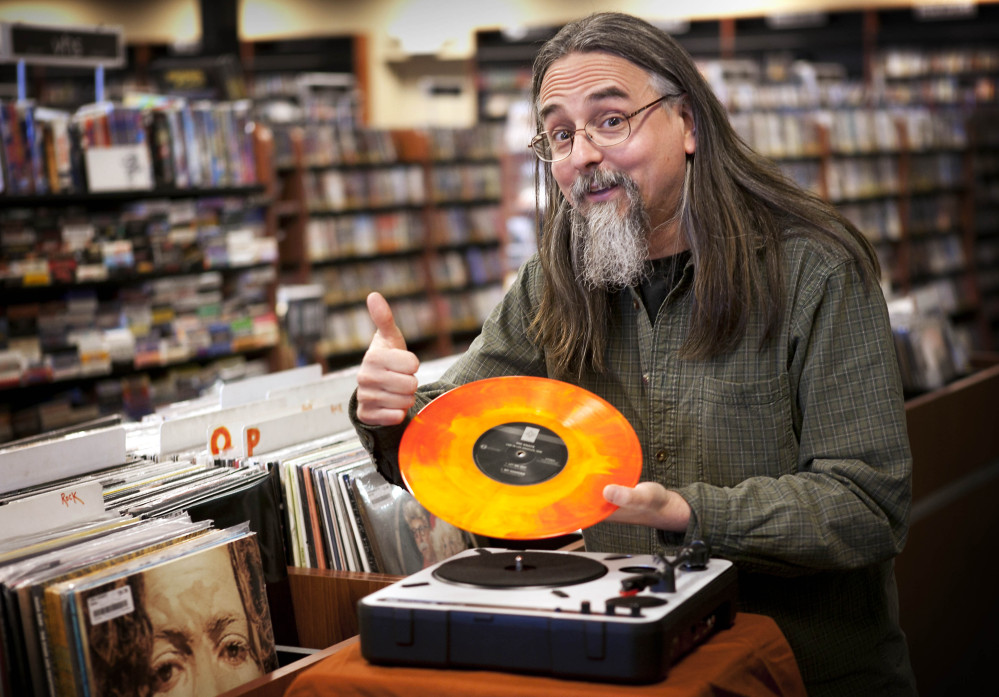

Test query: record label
[399,376,642,540]
[473,422,568,486]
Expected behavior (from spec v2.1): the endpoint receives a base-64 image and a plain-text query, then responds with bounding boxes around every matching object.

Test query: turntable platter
[433,550,608,588]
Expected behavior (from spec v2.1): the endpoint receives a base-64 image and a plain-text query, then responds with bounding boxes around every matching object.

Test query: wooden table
[281,612,805,697]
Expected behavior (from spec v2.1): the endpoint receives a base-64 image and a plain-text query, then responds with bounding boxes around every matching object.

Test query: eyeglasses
[529,96,669,162]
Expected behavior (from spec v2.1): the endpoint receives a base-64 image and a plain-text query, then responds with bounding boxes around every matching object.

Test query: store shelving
[0,105,281,443]
[267,122,506,369]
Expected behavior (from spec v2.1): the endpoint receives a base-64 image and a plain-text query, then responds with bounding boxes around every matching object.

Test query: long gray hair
[528,12,878,379]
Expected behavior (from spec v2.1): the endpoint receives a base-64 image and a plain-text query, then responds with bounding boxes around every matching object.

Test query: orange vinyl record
[398,376,642,540]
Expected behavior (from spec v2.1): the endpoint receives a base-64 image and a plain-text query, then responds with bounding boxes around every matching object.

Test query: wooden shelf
[286,568,401,650]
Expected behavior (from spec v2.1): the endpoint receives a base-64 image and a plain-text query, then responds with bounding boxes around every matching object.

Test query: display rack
[0,105,281,443]
[726,96,989,349]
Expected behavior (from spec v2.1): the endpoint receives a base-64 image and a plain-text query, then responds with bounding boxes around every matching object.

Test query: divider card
[0,479,105,538]
[218,364,322,408]
[157,397,292,457]
[265,369,358,411]
[242,407,355,458]
[0,426,127,495]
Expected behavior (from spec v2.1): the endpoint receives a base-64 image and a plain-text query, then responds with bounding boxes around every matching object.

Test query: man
[350,12,916,696]
[402,499,438,569]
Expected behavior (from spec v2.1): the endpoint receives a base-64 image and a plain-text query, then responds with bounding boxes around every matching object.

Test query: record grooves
[399,376,642,539]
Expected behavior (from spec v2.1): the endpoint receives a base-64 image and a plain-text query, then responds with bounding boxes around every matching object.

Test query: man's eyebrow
[157,628,193,654]
[539,86,632,123]
[206,613,241,644]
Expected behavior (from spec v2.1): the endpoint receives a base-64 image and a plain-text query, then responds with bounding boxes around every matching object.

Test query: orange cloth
[286,612,806,697]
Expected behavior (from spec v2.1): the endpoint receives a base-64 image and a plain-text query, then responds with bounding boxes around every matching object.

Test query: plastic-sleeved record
[399,376,641,540]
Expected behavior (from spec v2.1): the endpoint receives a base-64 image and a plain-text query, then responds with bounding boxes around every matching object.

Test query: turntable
[358,543,738,684]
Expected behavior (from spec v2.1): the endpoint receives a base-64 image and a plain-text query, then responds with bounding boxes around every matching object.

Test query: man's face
[538,51,695,258]
[143,546,263,696]
[409,514,432,554]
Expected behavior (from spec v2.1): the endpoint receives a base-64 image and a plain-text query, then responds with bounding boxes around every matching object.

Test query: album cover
[52,528,277,697]
[275,438,368,571]
[320,457,369,572]
[0,516,212,697]
[308,450,370,571]
[350,464,476,576]
[297,458,327,570]
[336,460,375,573]
[182,465,287,584]
[341,466,378,573]
[35,526,218,697]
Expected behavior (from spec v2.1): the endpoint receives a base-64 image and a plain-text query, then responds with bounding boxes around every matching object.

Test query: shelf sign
[0,22,124,67]
[765,12,828,29]
[84,145,153,193]
[914,3,976,20]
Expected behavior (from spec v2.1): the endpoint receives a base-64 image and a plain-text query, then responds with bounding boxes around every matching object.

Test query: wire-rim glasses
[529,95,669,163]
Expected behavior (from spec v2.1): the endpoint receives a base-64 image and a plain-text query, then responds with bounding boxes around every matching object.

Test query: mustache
[569,169,634,207]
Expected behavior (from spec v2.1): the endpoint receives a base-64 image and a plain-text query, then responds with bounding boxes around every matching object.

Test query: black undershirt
[637,250,691,323]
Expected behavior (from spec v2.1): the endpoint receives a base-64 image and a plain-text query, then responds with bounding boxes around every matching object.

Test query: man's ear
[679,96,696,155]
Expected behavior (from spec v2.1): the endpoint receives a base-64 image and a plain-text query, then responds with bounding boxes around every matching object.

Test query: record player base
[283,612,805,697]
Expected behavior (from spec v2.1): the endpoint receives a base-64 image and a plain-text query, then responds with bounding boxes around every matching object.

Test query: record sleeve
[351,463,477,576]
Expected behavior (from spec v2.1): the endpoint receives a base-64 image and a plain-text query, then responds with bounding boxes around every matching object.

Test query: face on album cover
[76,535,278,697]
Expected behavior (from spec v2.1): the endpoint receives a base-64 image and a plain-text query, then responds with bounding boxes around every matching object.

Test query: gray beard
[569,170,650,291]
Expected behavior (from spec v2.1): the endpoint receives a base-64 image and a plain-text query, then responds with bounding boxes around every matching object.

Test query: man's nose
[569,131,603,169]
[190,649,228,697]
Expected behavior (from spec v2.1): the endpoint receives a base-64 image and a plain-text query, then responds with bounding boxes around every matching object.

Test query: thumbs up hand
[356,292,420,425]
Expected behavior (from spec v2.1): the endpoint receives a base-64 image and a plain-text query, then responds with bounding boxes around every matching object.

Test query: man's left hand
[603,482,691,532]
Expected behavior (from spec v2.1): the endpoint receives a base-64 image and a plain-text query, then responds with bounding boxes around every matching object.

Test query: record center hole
[515,450,528,460]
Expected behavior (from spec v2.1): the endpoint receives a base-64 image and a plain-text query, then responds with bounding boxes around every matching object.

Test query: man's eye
[218,635,252,666]
[597,114,626,130]
[549,128,573,143]
[150,659,183,693]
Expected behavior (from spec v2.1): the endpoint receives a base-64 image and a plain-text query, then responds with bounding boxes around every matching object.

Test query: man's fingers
[602,483,691,532]
[603,484,629,507]
[367,292,407,350]
[355,404,410,426]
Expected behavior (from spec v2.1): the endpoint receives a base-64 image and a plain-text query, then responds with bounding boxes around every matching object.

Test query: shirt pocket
[695,374,797,486]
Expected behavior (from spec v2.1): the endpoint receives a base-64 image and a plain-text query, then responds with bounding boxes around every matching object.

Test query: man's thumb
[367,292,407,349]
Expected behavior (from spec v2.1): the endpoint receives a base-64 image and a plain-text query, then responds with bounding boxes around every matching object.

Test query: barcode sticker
[520,426,540,443]
[87,586,135,626]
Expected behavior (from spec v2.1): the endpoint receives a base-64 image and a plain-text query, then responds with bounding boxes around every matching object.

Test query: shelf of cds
[969,107,999,348]
[712,60,994,364]
[0,96,282,445]
[269,121,506,368]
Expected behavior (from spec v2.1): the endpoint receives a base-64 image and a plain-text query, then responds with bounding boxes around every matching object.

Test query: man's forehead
[538,52,651,113]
